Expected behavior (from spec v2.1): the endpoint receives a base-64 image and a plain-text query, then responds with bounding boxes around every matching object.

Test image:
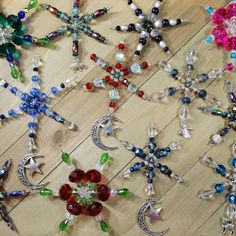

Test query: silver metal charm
[91,114,121,151]
[17,153,49,190]
[137,199,169,236]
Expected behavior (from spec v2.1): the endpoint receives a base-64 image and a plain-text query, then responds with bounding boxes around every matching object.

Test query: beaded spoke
[114,0,186,56]
[152,51,223,139]
[200,80,236,145]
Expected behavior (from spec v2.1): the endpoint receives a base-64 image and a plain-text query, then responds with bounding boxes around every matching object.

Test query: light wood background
[0,0,235,235]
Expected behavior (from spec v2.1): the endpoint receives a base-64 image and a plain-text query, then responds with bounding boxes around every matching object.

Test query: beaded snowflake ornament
[120,126,183,235]
[0,55,77,189]
[114,0,186,57]
[30,0,110,71]
[200,80,236,145]
[39,152,131,233]
[152,50,222,139]
[0,1,50,82]
[205,1,236,72]
[0,160,29,231]
[198,143,236,234]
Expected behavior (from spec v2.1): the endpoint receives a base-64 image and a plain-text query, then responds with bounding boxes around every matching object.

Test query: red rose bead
[69,169,85,183]
[122,69,129,76]
[115,63,122,69]
[118,43,125,50]
[142,62,149,69]
[97,184,110,201]
[85,82,93,90]
[105,75,111,82]
[87,202,103,216]
[67,200,82,215]
[106,66,113,73]
[90,53,97,61]
[112,81,119,87]
[138,90,144,97]
[85,169,101,183]
[59,184,72,200]
[109,101,116,108]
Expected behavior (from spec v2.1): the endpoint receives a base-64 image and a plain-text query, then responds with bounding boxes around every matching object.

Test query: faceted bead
[59,219,69,232]
[214,184,225,193]
[117,188,131,197]
[69,169,85,183]
[215,164,226,176]
[85,169,101,183]
[11,68,20,79]
[87,202,103,216]
[0,13,7,27]
[231,158,236,168]
[100,153,109,165]
[36,38,50,46]
[228,194,236,204]
[97,184,110,201]
[59,184,72,200]
[28,0,39,9]
[198,90,207,98]
[61,152,72,165]
[66,200,82,215]
[39,188,52,196]
[100,220,111,233]
[225,63,234,72]
[7,15,22,30]
[0,43,16,57]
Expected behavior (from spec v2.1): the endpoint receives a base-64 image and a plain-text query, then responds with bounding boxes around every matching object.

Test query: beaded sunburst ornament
[119,126,183,235]
[0,55,77,189]
[0,1,50,82]
[39,152,131,233]
[30,0,110,71]
[0,160,29,231]
[114,0,186,57]
[152,50,222,139]
[200,80,236,145]
[205,1,236,72]
[198,143,236,234]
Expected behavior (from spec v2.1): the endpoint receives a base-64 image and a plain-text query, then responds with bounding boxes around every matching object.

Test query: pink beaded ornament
[205,1,236,72]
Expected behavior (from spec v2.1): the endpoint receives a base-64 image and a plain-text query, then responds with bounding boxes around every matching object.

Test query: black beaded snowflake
[114,0,186,56]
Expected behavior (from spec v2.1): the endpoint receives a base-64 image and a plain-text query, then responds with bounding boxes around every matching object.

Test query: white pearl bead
[159,41,167,48]
[121,25,128,31]
[154,20,162,28]
[169,19,177,26]
[137,44,143,51]
[212,134,222,144]
[130,3,137,11]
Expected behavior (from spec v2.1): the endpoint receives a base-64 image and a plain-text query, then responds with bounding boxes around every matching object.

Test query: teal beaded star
[0,1,50,82]
[198,143,236,234]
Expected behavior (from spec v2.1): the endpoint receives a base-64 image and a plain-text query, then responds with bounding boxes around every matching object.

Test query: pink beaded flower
[205,2,236,72]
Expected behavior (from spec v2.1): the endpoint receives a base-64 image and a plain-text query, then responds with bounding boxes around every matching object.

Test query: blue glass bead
[30,87,40,97]
[135,148,144,156]
[18,11,26,19]
[170,69,178,78]
[72,7,78,15]
[147,179,153,183]
[148,171,155,178]
[149,143,156,149]
[130,167,135,172]
[28,108,38,116]
[149,149,154,153]
[20,93,31,102]
[230,52,236,59]
[149,157,154,163]
[59,117,65,123]
[198,90,207,98]
[151,7,159,15]
[149,137,155,142]
[133,163,141,170]
[168,87,177,96]
[141,162,145,167]
[231,158,236,168]
[156,163,162,168]
[3,83,9,88]
[20,103,29,112]
[205,6,214,14]
[6,54,14,62]
[23,35,32,42]
[166,147,171,152]
[10,87,17,94]
[31,76,41,83]
[215,165,226,176]
[8,109,17,117]
[28,122,37,129]
[228,194,236,204]
[204,35,214,44]
[51,87,59,95]
[141,153,147,158]
[60,83,65,89]
[182,96,191,104]
[38,104,47,113]
[214,184,225,193]
[131,147,136,152]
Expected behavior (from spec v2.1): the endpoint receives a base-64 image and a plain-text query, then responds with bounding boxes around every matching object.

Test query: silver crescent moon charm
[137,200,169,236]
[17,153,49,190]
[91,114,121,151]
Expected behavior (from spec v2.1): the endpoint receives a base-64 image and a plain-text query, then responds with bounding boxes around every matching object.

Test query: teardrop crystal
[202,156,218,168]
[179,105,191,121]
[208,68,223,79]
[227,204,236,219]
[186,50,197,64]
[152,90,168,102]
[159,61,172,72]
[198,189,215,199]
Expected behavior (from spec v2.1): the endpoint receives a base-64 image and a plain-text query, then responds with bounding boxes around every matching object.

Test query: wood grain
[0,0,234,236]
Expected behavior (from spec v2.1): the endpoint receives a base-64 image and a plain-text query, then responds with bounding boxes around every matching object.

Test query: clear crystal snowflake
[120,126,183,196]
[198,143,236,234]
[82,41,149,111]
[39,0,110,71]
[0,55,76,154]
[0,160,29,231]
[152,51,222,139]
[200,80,236,145]
[114,0,186,56]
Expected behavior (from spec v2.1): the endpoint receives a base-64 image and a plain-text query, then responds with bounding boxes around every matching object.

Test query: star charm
[25,158,43,176]
[100,119,118,137]
[145,205,162,224]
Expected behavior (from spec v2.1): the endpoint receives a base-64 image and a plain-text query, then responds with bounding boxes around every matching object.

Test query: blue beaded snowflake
[120,126,183,195]
[199,143,236,234]
[0,55,76,153]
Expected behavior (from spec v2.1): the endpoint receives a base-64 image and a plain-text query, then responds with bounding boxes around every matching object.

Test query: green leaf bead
[36,38,51,47]
[28,0,39,9]
[59,219,69,232]
[11,68,20,79]
[61,152,72,165]
[117,188,131,197]
[39,188,52,196]
[100,153,109,165]
[100,220,111,233]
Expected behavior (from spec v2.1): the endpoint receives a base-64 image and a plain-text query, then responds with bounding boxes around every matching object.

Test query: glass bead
[216,164,226,176]
[59,219,69,232]
[62,152,72,165]
[87,202,103,216]
[11,68,20,79]
[39,188,53,196]
[100,153,110,165]
[69,169,85,183]
[130,63,141,73]
[66,200,82,215]
[214,183,225,193]
[28,0,39,9]
[117,188,131,197]
[85,169,101,183]
[231,158,236,168]
[59,184,72,200]
[228,194,236,204]
[97,184,110,201]
[100,220,111,233]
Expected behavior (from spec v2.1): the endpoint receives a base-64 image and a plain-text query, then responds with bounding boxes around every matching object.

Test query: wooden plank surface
[0,0,234,235]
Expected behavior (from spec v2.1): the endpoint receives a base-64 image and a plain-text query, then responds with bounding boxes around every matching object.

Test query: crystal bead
[179,124,191,139]
[95,163,104,172]
[145,183,155,196]
[159,61,172,72]
[97,184,110,201]
[227,204,236,219]
[59,184,72,200]
[152,90,168,101]
[109,89,120,100]
[28,0,39,9]
[179,105,191,121]
[115,52,125,61]
[170,173,183,183]
[202,156,218,168]
[186,50,198,64]
[65,121,76,130]
[93,78,105,88]
[87,202,103,216]
[96,58,106,68]
[225,80,234,93]
[95,214,103,222]
[110,188,117,196]
[119,169,131,178]
[198,189,215,199]
[208,68,222,79]
[32,54,42,67]
[148,127,158,138]
[130,63,141,73]
[128,84,138,93]
[169,141,182,150]
[212,134,222,144]
[85,169,101,183]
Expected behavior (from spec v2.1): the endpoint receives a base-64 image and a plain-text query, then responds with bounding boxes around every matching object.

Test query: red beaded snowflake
[39,152,131,233]
[205,2,236,72]
[82,41,150,111]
